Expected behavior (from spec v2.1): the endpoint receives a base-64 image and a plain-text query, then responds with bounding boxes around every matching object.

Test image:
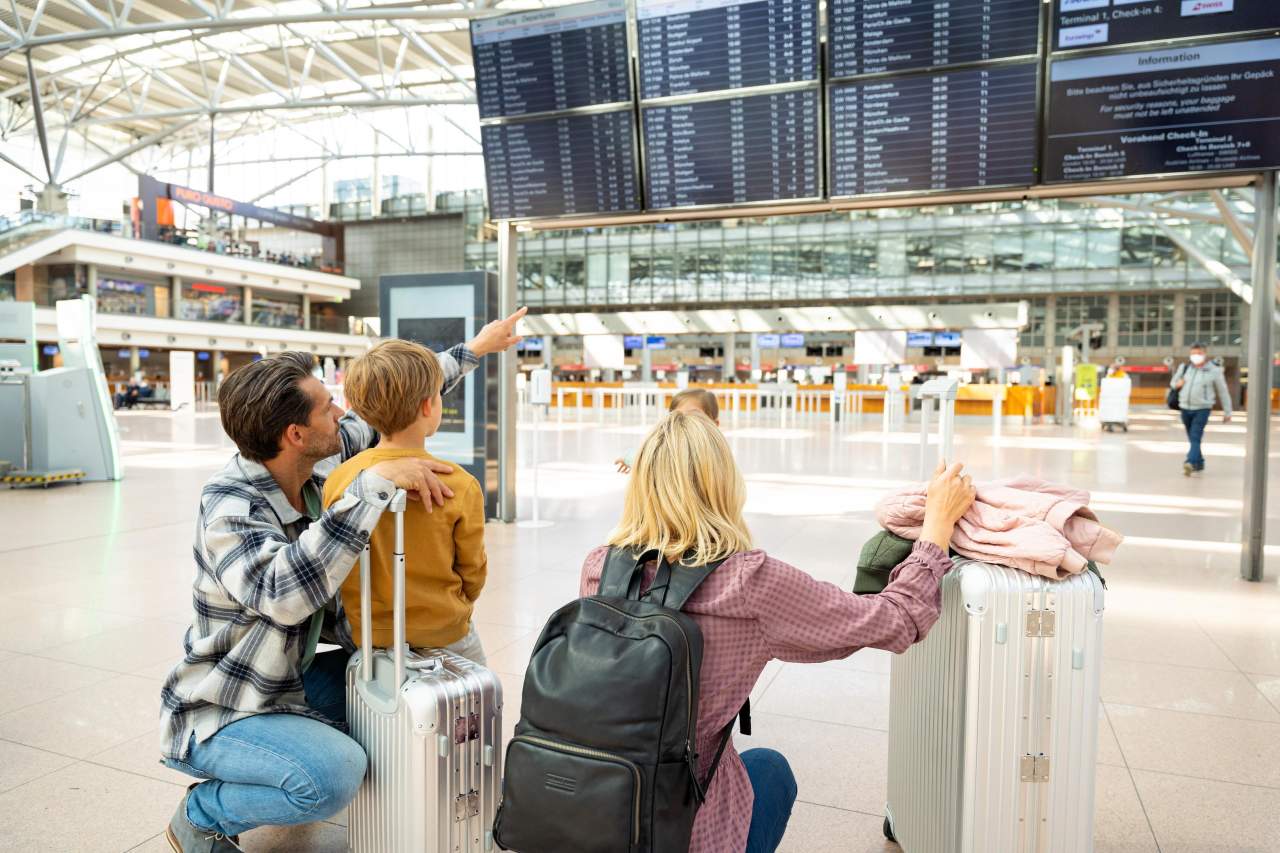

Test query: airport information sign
[481,111,640,219]
[473,0,1280,219]
[1045,38,1280,182]
[471,0,631,119]
[636,0,819,98]
[830,61,1039,196]
[642,88,821,208]
[1052,0,1280,53]
[829,0,1041,78]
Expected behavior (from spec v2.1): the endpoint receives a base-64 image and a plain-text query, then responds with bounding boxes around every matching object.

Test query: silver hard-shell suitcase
[883,380,1105,852]
[345,489,503,853]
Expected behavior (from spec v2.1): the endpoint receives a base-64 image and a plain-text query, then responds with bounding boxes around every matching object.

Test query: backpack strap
[644,555,728,611]
[598,546,662,600]
[692,700,752,804]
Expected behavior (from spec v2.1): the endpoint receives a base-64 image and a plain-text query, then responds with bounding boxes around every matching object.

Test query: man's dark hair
[218,352,317,462]
[1189,341,1207,350]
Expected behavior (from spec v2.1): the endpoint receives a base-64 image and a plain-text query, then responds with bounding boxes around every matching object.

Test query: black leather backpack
[493,547,748,853]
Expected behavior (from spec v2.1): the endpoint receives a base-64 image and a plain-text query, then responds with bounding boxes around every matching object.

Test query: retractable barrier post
[520,368,554,530]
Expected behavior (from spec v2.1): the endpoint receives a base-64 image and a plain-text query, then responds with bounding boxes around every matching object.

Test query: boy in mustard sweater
[324,339,488,664]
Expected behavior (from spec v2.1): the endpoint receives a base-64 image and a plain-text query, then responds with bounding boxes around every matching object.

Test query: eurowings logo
[1060,0,1109,10]
[1059,24,1110,47]
[1181,0,1233,14]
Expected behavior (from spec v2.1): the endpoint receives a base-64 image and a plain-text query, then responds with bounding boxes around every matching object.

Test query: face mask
[1190,354,1206,366]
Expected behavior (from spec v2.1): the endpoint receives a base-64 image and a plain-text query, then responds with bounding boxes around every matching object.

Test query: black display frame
[1048,0,1280,57]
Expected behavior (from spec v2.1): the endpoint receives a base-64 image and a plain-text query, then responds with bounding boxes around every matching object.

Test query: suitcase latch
[453,713,480,744]
[1020,755,1050,783]
[454,790,480,822]
[1025,610,1056,638]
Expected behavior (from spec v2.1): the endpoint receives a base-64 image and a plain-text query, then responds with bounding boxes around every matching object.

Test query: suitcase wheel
[883,814,897,843]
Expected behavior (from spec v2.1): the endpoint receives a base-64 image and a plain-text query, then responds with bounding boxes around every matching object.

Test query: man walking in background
[1170,342,1232,476]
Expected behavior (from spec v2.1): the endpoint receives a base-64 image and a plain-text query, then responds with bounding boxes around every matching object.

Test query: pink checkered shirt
[580,540,952,853]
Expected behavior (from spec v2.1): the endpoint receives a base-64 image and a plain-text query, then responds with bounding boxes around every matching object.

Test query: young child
[324,339,488,664]
[615,388,721,473]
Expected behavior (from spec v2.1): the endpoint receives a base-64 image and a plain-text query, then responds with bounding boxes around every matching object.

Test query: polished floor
[0,401,1278,852]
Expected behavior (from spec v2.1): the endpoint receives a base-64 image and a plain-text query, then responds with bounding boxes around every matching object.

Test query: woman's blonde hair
[607,411,752,565]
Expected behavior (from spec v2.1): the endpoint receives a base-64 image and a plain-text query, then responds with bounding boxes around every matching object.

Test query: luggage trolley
[1097,375,1132,432]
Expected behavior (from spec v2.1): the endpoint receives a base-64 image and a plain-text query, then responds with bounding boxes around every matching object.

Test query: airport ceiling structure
[0,0,553,191]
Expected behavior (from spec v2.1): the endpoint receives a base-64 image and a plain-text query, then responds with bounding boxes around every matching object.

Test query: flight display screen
[829,0,1042,79]
[829,61,1040,196]
[636,0,819,98]
[1053,0,1280,53]
[471,0,631,119]
[1045,38,1280,181]
[642,88,821,208]
[481,110,641,219]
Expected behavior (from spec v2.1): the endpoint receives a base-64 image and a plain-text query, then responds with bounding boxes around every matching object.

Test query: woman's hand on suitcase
[920,461,976,551]
[369,458,455,511]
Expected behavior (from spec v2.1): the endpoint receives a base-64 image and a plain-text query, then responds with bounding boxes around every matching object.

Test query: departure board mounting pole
[497,220,519,523]
[1240,171,1277,583]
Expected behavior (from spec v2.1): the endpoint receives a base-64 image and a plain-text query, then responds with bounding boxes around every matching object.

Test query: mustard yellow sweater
[324,447,486,648]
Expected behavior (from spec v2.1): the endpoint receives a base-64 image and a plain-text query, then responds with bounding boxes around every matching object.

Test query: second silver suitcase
[884,558,1105,853]
[345,489,503,853]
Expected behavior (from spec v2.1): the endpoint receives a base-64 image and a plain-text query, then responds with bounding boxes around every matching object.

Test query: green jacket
[852,530,1106,594]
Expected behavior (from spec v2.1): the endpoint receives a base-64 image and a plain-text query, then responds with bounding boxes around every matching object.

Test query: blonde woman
[580,411,976,853]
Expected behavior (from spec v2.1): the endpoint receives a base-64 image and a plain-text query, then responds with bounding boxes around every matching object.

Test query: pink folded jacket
[875,474,1122,579]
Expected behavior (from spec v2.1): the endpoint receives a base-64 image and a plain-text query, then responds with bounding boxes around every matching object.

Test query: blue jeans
[743,748,797,853]
[1181,407,1212,469]
[163,649,366,837]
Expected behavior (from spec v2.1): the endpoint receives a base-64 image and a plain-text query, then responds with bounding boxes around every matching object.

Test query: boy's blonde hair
[345,339,444,435]
[669,388,719,421]
[607,411,753,566]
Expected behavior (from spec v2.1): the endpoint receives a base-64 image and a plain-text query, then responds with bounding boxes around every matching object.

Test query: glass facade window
[1020,297,1048,349]
[1117,293,1175,347]
[1184,290,1243,348]
[1054,295,1109,346]
[252,292,304,328]
[180,281,244,323]
[41,263,87,306]
[0,272,15,301]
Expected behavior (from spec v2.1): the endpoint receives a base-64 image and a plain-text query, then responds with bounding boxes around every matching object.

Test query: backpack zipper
[514,734,641,847]
[592,599,706,799]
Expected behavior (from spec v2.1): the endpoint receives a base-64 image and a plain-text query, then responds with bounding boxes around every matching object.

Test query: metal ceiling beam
[24,51,53,182]
[61,114,202,182]
[0,7,483,52]
[156,150,478,167]
[1210,190,1254,258]
[70,95,472,126]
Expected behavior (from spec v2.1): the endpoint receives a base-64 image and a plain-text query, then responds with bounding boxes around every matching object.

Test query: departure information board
[481,110,640,219]
[1045,38,1280,182]
[1053,1,1280,53]
[636,0,819,98]
[829,0,1042,79]
[830,61,1039,196]
[471,0,630,119]
[643,88,821,208]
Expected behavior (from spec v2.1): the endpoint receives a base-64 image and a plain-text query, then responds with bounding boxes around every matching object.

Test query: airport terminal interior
[0,1,1279,852]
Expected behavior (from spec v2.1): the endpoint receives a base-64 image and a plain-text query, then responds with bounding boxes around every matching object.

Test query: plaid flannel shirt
[160,344,477,761]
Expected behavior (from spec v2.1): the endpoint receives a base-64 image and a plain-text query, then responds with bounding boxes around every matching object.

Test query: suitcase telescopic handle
[918,377,960,479]
[358,488,409,689]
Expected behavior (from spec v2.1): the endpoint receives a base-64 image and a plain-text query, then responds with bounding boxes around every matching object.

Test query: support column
[723,333,737,381]
[750,333,761,375]
[302,293,311,330]
[171,276,183,319]
[640,342,652,382]
[213,348,224,389]
[321,161,332,220]
[1106,292,1120,354]
[1241,171,1277,583]
[244,286,254,326]
[497,221,519,522]
[425,122,436,213]
[1172,292,1187,350]
[371,137,382,218]
[1044,295,1057,364]
[543,335,554,370]
[129,346,141,376]
[86,263,98,300]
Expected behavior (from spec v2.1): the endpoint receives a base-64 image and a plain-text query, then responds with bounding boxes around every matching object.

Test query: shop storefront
[251,291,304,328]
[179,280,244,322]
[97,274,170,316]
